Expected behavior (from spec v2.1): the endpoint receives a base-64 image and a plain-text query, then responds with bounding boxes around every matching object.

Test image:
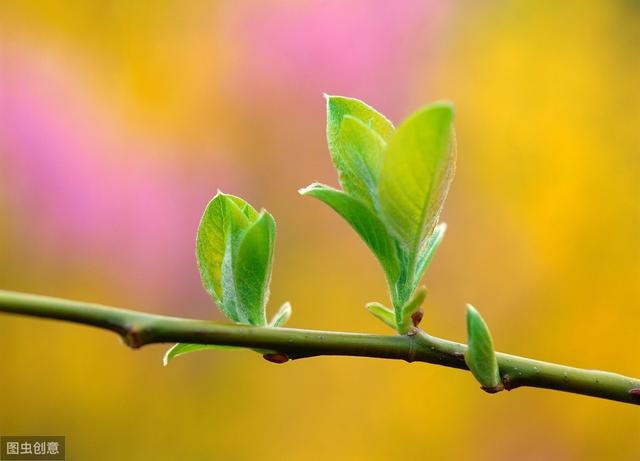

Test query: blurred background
[0,0,638,459]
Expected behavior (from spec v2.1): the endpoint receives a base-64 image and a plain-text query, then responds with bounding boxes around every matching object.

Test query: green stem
[0,289,638,405]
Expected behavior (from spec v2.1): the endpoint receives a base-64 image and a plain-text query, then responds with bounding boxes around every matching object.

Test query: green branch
[1,289,638,406]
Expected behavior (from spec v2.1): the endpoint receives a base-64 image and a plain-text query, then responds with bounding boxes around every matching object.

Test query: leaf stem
[0,289,638,405]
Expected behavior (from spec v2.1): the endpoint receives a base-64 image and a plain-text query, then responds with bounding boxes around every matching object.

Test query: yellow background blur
[0,1,638,459]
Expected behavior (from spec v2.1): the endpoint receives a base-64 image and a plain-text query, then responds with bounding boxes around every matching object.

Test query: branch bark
[0,289,638,405]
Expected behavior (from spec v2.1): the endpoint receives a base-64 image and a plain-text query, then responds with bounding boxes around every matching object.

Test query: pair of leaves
[301,95,456,331]
[197,192,275,325]
[165,193,291,365]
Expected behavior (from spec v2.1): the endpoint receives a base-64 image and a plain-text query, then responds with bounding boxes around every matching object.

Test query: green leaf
[398,286,427,334]
[196,192,274,326]
[337,115,387,209]
[326,94,395,145]
[196,192,258,308]
[270,301,292,327]
[163,343,238,366]
[413,223,447,290]
[465,304,501,389]
[300,183,401,289]
[365,302,397,330]
[233,211,276,325]
[378,102,456,266]
[327,111,389,209]
[219,198,256,323]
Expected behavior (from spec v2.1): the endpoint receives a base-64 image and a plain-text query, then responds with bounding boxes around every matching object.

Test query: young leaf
[378,102,456,266]
[163,343,238,366]
[413,223,447,290]
[270,302,292,327]
[299,183,401,288]
[365,302,397,330]
[196,192,258,308]
[329,114,388,209]
[465,304,501,390]
[217,199,251,322]
[196,192,275,326]
[233,211,276,325]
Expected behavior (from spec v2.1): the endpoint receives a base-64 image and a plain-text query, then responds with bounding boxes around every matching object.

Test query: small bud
[411,308,424,327]
[465,304,502,391]
[263,353,289,364]
[398,286,427,334]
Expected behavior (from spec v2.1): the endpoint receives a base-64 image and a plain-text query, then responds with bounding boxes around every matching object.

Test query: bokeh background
[1,1,638,459]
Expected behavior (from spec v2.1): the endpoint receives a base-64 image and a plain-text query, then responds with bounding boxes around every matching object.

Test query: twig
[0,289,638,405]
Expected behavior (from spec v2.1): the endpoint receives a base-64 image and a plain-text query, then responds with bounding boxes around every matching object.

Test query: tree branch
[0,289,638,405]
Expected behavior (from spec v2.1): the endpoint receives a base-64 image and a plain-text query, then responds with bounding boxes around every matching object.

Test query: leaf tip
[432,99,455,115]
[465,303,485,339]
[415,285,428,303]
[162,344,178,367]
[324,93,341,102]
[270,301,292,327]
[213,189,228,200]
[298,182,320,196]
[324,93,341,111]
